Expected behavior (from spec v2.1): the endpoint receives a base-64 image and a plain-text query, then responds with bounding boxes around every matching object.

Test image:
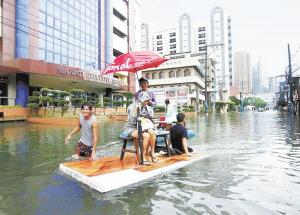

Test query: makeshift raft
[59,152,204,193]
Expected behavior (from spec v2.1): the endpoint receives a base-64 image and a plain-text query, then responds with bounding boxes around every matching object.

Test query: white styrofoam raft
[59,155,205,193]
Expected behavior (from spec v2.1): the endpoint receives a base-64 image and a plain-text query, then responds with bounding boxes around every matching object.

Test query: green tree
[70,89,85,116]
[28,91,41,115]
[229,96,240,106]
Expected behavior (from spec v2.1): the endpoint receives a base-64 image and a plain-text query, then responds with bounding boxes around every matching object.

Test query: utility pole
[204,44,208,113]
[240,81,243,112]
[204,43,223,113]
[288,44,293,114]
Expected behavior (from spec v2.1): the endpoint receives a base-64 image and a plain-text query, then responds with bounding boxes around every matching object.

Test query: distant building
[210,7,231,101]
[252,60,263,95]
[149,13,207,56]
[141,23,150,50]
[141,52,215,110]
[227,16,233,87]
[233,51,252,96]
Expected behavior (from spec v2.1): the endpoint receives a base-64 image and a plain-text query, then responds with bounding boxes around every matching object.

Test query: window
[170,44,176,49]
[157,41,162,45]
[198,33,205,38]
[176,70,182,77]
[47,1,54,16]
[170,50,176,54]
[198,40,206,45]
[157,47,162,51]
[159,71,163,79]
[170,32,176,37]
[39,12,46,24]
[170,38,176,43]
[198,27,205,32]
[156,35,162,39]
[152,73,155,79]
[199,47,206,51]
[39,49,45,60]
[169,71,175,78]
[184,69,191,77]
[46,51,53,62]
[47,15,54,26]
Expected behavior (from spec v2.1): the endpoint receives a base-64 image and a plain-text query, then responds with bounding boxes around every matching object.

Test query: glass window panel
[69,58,74,66]
[74,29,80,39]
[47,15,54,26]
[74,60,80,67]
[54,29,60,38]
[62,33,68,42]
[54,5,61,19]
[54,53,60,63]
[62,56,68,65]
[39,49,46,60]
[61,2,68,11]
[69,26,74,37]
[69,36,74,44]
[69,14,74,26]
[75,1,80,10]
[54,18,61,30]
[39,23,46,33]
[47,41,54,52]
[74,17,80,29]
[62,47,67,56]
[62,22,68,33]
[54,44,60,54]
[62,41,67,48]
[47,26,54,36]
[62,10,68,22]
[39,38,45,49]
[80,32,85,41]
[40,0,46,12]
[47,1,54,16]
[39,33,46,40]
[46,51,53,62]
[39,12,46,24]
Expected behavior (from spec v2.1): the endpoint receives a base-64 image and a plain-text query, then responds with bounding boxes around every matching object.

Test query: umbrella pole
[137,107,144,164]
[135,70,144,164]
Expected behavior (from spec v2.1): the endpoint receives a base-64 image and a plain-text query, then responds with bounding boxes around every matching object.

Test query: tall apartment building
[104,0,141,92]
[227,16,233,87]
[234,51,252,96]
[252,59,263,95]
[141,23,149,50]
[210,7,231,101]
[0,0,133,107]
[149,14,207,56]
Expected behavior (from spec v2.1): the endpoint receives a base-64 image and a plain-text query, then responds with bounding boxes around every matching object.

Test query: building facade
[150,13,207,56]
[141,23,149,51]
[210,6,231,101]
[233,51,252,96]
[141,52,215,110]
[0,0,131,107]
[252,59,263,95]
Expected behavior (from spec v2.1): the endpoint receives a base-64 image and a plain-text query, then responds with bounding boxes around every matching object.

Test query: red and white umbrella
[101,51,168,75]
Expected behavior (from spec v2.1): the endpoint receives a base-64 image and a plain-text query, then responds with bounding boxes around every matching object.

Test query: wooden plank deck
[59,153,203,193]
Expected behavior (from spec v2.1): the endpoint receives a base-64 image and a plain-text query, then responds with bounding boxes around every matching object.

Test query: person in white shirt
[164,99,178,130]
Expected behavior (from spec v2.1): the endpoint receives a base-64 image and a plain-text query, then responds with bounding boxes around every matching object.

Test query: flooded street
[0,112,300,214]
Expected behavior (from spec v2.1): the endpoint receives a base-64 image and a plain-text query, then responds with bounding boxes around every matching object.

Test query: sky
[140,0,300,80]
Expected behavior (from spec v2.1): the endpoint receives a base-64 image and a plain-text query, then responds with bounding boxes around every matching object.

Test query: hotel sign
[57,66,126,88]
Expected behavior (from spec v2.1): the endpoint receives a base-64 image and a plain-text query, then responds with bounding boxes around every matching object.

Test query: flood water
[0,112,300,215]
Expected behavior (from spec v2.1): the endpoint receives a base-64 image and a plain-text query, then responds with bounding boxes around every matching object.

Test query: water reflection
[0,112,300,214]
